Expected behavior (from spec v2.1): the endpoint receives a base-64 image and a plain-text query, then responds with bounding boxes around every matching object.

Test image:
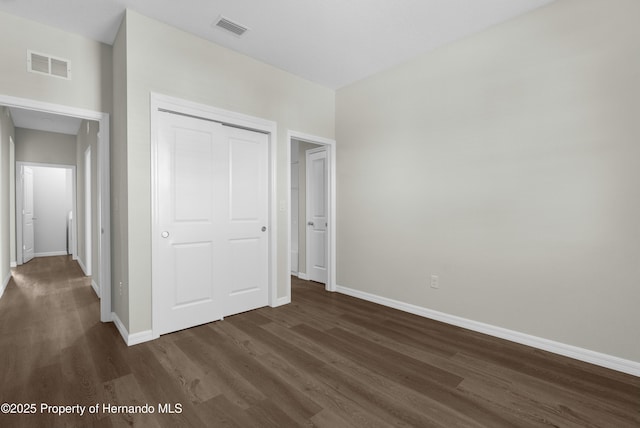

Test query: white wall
[336,0,640,363]
[0,106,15,293]
[113,10,335,334]
[31,166,73,256]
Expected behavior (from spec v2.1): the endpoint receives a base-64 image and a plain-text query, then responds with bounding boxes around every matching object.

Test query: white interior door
[306,147,328,284]
[22,166,35,264]
[154,112,269,336]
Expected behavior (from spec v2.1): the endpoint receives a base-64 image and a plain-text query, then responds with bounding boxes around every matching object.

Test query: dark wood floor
[0,256,638,427]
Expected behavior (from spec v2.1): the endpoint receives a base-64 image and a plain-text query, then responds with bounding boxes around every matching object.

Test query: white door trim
[305,146,328,285]
[1,94,111,323]
[150,92,278,339]
[84,147,92,277]
[287,131,336,295]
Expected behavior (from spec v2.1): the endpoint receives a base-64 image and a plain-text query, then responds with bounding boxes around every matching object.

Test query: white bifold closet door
[154,111,269,336]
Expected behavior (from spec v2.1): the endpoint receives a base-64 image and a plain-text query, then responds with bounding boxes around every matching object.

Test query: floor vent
[214,16,249,37]
[27,50,71,80]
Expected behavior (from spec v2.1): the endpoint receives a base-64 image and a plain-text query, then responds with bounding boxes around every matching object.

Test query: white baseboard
[77,258,88,276]
[0,272,11,299]
[296,272,309,280]
[335,284,640,377]
[273,295,291,307]
[91,280,100,298]
[10,261,17,268]
[111,312,154,346]
[35,251,68,258]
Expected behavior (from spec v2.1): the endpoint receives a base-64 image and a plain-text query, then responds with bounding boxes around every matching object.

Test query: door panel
[173,134,214,222]
[173,242,214,307]
[229,137,263,221]
[306,148,328,284]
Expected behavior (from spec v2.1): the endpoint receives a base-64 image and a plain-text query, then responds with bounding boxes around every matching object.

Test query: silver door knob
[161,231,170,238]
[307,221,314,226]
[261,226,267,232]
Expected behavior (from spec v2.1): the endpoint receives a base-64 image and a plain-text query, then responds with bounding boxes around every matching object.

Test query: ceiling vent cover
[214,16,249,36]
[27,50,71,80]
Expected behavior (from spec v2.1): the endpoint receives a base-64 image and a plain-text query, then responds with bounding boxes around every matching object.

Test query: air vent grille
[214,16,249,36]
[27,50,71,80]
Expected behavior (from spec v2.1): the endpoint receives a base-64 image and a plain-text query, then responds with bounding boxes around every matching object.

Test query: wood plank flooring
[0,256,638,427]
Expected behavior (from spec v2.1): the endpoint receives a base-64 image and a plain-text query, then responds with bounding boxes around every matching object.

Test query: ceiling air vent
[214,16,249,37]
[27,50,71,80]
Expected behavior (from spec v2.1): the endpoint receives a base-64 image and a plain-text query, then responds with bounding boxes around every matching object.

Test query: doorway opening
[287,131,336,297]
[0,94,111,322]
[16,162,76,264]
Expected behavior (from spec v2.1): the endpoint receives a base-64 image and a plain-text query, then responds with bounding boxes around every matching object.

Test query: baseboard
[35,251,68,257]
[0,272,11,299]
[91,280,100,298]
[335,284,640,377]
[273,295,291,307]
[297,272,309,280]
[77,258,88,276]
[111,312,154,347]
[10,261,17,268]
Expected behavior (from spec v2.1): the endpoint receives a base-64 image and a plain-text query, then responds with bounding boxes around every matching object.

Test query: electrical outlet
[430,274,439,289]
[119,281,123,296]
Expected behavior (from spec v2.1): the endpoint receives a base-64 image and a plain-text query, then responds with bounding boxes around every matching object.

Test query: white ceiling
[0,0,555,89]
[10,107,83,135]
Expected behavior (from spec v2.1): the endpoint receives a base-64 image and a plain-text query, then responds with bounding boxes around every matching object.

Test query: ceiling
[0,0,555,90]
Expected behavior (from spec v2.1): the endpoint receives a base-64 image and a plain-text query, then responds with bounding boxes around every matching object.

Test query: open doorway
[288,131,336,299]
[0,95,111,322]
[16,162,76,262]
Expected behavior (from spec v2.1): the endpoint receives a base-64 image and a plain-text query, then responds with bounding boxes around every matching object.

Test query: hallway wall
[0,107,15,295]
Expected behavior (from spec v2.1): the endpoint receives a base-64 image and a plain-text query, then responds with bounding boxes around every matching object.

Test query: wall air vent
[27,50,71,80]
[214,16,249,37]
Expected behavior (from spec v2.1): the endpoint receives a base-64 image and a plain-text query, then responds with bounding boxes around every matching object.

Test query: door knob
[307,221,314,226]
[161,231,170,238]
[261,226,267,232]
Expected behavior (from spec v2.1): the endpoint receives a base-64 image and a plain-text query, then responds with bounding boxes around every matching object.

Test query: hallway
[0,256,123,427]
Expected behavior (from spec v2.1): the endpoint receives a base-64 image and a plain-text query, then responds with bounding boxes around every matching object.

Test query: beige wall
[336,0,640,362]
[111,16,129,328]
[118,10,335,333]
[15,128,76,165]
[0,107,15,286]
[0,11,112,114]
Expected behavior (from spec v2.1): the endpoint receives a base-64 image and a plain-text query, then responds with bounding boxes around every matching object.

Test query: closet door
[154,112,268,336]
